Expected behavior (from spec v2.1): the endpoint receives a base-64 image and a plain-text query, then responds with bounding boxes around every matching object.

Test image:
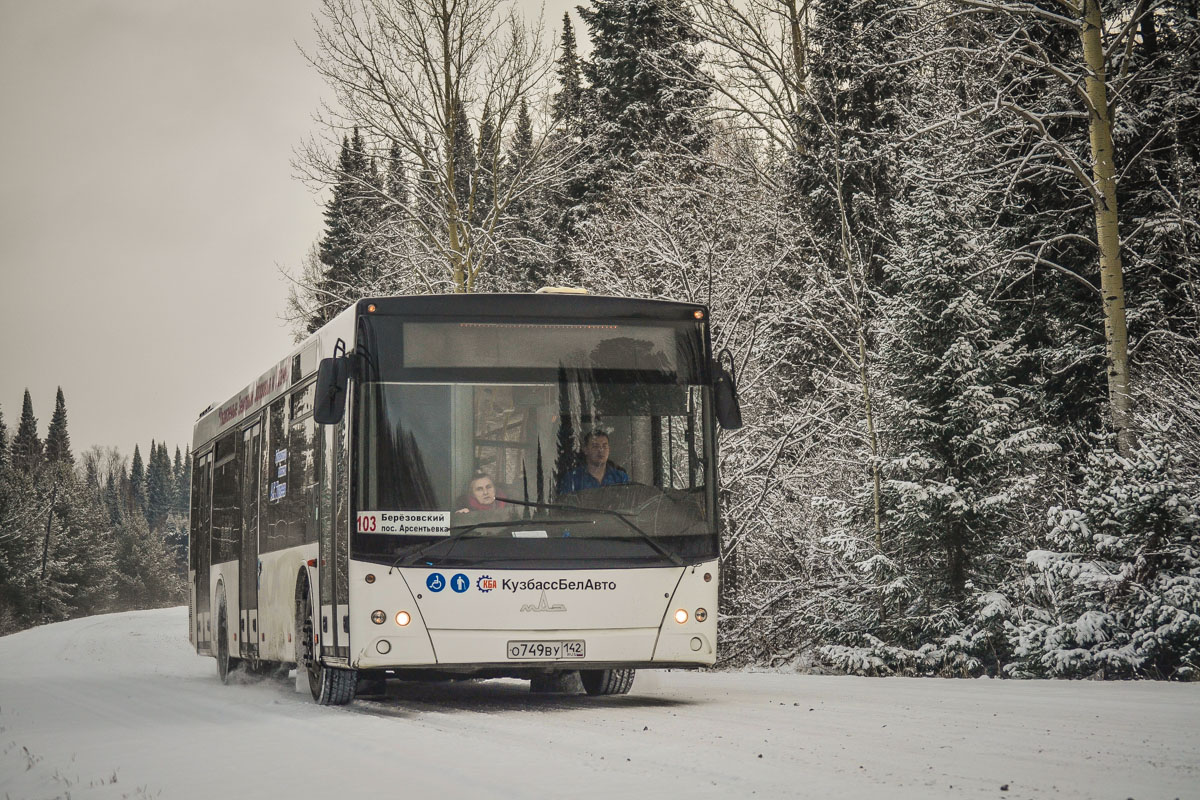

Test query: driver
[556,430,630,494]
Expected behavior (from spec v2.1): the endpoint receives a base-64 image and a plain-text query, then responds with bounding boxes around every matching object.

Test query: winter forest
[5,0,1198,682]
[0,388,188,634]
[285,0,1199,680]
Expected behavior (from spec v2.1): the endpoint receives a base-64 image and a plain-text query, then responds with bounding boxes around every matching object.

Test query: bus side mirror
[313,356,350,425]
[713,351,742,430]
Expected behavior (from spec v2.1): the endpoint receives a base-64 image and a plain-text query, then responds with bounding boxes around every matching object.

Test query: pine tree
[44,387,73,465]
[11,390,42,473]
[129,444,146,517]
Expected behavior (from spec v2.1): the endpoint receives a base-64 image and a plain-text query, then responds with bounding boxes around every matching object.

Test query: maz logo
[520,591,566,613]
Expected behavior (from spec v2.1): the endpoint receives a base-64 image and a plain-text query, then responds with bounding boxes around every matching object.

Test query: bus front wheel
[297,578,356,706]
[580,668,635,696]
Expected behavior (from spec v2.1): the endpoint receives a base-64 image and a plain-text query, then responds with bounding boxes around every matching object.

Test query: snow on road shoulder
[1,607,1197,799]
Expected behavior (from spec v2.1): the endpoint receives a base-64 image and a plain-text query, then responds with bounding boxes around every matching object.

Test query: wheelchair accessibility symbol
[426,572,446,592]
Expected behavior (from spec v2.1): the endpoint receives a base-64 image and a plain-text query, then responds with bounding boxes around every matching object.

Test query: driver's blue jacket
[556,464,630,494]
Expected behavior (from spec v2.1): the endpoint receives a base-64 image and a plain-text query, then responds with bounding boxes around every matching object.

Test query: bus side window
[263,397,288,552]
[211,432,241,564]
[289,383,317,547]
[189,451,212,575]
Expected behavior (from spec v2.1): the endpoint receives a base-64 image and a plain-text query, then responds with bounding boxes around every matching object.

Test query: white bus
[189,292,741,704]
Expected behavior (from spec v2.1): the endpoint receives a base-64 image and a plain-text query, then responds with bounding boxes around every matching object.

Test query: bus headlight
[395,610,411,627]
[695,608,708,622]
[371,610,386,625]
[674,609,688,624]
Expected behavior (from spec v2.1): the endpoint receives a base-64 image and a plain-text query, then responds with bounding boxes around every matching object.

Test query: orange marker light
[365,574,376,584]
[395,611,411,627]
[367,304,377,313]
[693,310,704,319]
[674,609,689,624]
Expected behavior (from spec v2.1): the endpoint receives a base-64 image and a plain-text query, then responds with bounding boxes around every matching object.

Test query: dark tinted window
[357,383,451,511]
[211,433,241,564]
[263,397,289,552]
[359,316,708,384]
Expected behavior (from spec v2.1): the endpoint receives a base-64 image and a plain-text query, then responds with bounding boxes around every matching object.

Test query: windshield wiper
[388,518,595,570]
[499,497,685,567]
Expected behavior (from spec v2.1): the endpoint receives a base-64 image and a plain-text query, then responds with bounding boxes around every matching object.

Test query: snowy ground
[1,608,1196,800]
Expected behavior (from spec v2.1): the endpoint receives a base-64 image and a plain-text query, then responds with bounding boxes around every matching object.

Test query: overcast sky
[0,0,572,460]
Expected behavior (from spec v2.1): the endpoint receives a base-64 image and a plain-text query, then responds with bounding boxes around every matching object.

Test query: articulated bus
[189,292,741,704]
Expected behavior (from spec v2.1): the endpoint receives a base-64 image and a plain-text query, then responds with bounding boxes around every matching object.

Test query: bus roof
[192,293,709,450]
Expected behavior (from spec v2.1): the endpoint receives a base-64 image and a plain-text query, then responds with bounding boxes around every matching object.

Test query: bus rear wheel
[216,585,241,684]
[580,668,635,696]
[297,580,356,706]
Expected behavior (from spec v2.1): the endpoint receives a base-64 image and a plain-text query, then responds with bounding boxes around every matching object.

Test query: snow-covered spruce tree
[564,131,811,662]
[173,445,190,517]
[1113,1,1200,473]
[146,441,172,532]
[816,5,1063,677]
[1010,425,1200,679]
[301,129,381,332]
[574,0,712,213]
[11,389,42,474]
[0,464,45,631]
[489,98,559,290]
[41,462,118,621]
[112,506,184,611]
[783,0,908,563]
[44,387,72,466]
[0,403,8,471]
[946,0,1161,456]
[128,444,146,518]
[552,13,585,135]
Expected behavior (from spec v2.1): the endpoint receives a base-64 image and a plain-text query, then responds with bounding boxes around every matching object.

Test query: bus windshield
[351,318,716,567]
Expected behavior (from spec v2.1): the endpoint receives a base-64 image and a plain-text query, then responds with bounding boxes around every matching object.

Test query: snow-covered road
[1,607,1196,799]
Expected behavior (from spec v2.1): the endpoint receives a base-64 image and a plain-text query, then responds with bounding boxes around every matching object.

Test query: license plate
[506,640,586,660]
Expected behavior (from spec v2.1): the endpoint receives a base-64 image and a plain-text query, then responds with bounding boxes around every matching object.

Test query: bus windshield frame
[349,313,718,569]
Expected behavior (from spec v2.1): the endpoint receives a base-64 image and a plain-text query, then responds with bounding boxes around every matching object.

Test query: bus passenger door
[191,451,213,654]
[240,420,262,660]
[319,416,349,661]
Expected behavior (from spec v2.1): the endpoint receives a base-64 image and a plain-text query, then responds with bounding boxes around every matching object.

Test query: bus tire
[580,668,635,696]
[530,671,581,694]
[298,576,356,706]
[215,585,241,684]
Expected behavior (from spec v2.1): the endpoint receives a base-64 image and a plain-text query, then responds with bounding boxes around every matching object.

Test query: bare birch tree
[299,0,563,293]
[937,0,1144,454]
